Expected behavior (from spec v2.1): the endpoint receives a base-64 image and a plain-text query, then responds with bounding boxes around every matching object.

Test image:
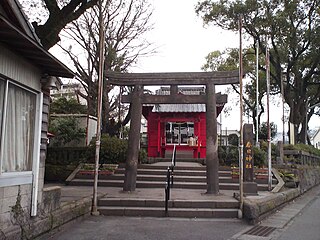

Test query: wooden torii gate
[107,71,239,194]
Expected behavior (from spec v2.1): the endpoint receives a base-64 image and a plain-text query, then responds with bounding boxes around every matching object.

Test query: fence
[284,150,320,166]
[46,147,88,165]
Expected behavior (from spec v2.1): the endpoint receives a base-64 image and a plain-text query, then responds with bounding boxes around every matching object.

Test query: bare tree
[21,0,98,50]
[59,0,154,135]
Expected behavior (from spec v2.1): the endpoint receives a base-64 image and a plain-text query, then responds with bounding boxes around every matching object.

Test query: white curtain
[2,84,36,172]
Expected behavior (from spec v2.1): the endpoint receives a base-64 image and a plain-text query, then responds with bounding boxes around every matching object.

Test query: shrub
[284,144,320,157]
[87,134,128,164]
[253,146,267,168]
[139,148,148,163]
[86,134,147,164]
[228,146,239,166]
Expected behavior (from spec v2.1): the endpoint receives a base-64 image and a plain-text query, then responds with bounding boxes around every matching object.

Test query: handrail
[171,144,176,167]
[165,144,177,215]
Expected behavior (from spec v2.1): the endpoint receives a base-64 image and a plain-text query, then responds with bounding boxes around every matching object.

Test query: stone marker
[243,124,258,195]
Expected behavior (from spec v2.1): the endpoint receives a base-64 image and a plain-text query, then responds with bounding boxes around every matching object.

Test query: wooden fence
[46,147,88,165]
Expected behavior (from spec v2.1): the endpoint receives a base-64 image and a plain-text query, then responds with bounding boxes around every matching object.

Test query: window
[165,122,194,145]
[0,77,41,185]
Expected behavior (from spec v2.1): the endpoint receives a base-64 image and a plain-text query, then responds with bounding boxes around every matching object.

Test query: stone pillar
[123,85,143,192]
[276,141,284,165]
[205,84,219,194]
[243,124,257,195]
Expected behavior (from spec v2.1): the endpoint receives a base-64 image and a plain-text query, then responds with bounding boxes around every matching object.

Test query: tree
[202,48,270,136]
[59,0,154,136]
[228,133,239,146]
[50,97,87,114]
[196,0,320,144]
[21,0,98,49]
[49,117,86,146]
[259,122,277,141]
[49,97,87,146]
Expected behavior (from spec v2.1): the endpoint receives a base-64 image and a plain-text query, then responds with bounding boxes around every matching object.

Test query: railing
[46,146,88,165]
[165,144,176,215]
[284,150,320,166]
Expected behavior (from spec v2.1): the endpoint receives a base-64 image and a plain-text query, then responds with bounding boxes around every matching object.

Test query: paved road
[276,191,320,240]
[38,184,320,240]
[40,217,247,240]
[231,184,320,240]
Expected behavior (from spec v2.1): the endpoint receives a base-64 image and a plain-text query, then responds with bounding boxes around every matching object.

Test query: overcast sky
[46,0,319,132]
[131,0,319,132]
[133,0,238,72]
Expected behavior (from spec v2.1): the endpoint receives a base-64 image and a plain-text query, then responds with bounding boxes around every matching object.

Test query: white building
[311,128,320,149]
[51,82,87,105]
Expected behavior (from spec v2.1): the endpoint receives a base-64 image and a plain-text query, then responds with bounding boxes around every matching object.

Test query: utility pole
[266,42,272,191]
[92,0,105,215]
[281,73,285,144]
[238,14,244,218]
[255,41,259,146]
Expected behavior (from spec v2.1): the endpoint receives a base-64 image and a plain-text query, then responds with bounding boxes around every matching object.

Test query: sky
[45,0,319,132]
[130,0,320,132]
[132,0,242,131]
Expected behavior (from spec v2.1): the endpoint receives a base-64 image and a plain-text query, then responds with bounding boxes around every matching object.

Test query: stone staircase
[66,161,276,218]
[68,163,273,191]
[97,198,240,218]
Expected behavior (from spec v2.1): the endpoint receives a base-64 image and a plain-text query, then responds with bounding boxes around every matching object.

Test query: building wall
[0,43,47,231]
[0,184,33,230]
[313,130,320,149]
[0,43,41,90]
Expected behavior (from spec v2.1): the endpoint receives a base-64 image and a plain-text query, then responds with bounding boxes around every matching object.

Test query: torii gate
[107,71,239,194]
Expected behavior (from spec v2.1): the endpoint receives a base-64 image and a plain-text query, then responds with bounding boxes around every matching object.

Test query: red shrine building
[142,87,226,158]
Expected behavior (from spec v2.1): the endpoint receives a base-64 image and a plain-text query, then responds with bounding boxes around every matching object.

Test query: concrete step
[76,173,230,182]
[98,198,239,209]
[129,163,231,171]
[98,206,239,218]
[75,173,276,185]
[68,179,270,191]
[135,164,208,171]
[114,168,231,177]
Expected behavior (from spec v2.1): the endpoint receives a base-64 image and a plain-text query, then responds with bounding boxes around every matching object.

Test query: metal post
[255,41,259,146]
[305,101,308,144]
[281,73,285,144]
[220,112,222,147]
[238,15,244,218]
[266,43,272,191]
[92,0,105,215]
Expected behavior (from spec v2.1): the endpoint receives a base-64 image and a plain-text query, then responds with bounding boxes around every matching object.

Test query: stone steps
[68,179,270,191]
[75,173,276,185]
[114,168,231,177]
[98,198,239,218]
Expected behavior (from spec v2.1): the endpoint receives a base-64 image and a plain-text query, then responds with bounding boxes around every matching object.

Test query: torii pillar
[123,85,143,191]
[206,83,219,194]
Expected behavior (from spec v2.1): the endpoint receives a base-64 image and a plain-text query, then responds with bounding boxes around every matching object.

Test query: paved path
[230,184,320,240]
[275,188,320,240]
[39,216,247,240]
